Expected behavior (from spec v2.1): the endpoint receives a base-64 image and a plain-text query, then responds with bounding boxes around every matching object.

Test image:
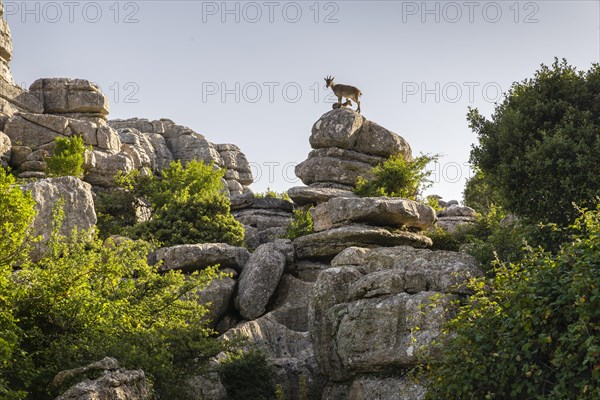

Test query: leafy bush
[1,204,225,399]
[425,204,600,400]
[218,349,277,400]
[469,59,600,225]
[99,160,245,246]
[354,153,437,200]
[0,168,37,399]
[255,188,291,202]
[285,208,314,239]
[46,135,88,178]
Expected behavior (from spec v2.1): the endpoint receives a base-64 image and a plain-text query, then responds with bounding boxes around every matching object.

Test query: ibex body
[325,76,361,113]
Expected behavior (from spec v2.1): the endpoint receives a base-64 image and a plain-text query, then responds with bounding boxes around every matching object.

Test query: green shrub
[354,153,437,200]
[218,349,277,400]
[463,169,501,214]
[1,204,225,399]
[255,188,291,202]
[285,208,314,239]
[0,168,37,399]
[99,160,245,246]
[469,59,600,225]
[425,204,600,400]
[46,136,88,178]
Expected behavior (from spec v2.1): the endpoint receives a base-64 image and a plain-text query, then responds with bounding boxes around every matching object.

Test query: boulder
[311,197,437,232]
[186,374,227,400]
[22,177,97,261]
[286,261,330,282]
[156,243,250,273]
[196,272,237,328]
[235,240,293,320]
[84,151,134,187]
[293,225,432,261]
[233,209,292,230]
[287,186,357,206]
[438,204,478,218]
[29,78,109,118]
[295,152,375,187]
[310,108,364,150]
[53,357,151,400]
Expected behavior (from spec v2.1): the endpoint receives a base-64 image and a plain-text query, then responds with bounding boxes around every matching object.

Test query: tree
[2,206,225,398]
[100,160,245,246]
[469,59,600,225]
[425,203,600,400]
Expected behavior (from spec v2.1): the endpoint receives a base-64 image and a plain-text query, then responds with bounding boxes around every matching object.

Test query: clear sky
[5,0,599,201]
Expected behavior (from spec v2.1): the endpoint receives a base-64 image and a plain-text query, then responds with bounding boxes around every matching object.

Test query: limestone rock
[156,243,250,273]
[235,240,293,320]
[312,197,437,232]
[22,177,97,261]
[268,274,314,332]
[286,261,330,282]
[9,145,30,167]
[310,108,364,149]
[308,247,481,382]
[295,152,375,187]
[223,315,320,400]
[53,357,151,400]
[355,119,412,159]
[233,209,292,230]
[0,130,9,167]
[29,78,109,118]
[216,143,253,185]
[438,204,478,218]
[293,224,432,261]
[347,376,426,400]
[4,112,121,152]
[186,374,227,400]
[287,185,357,206]
[84,151,134,187]
[197,272,237,328]
[230,192,294,212]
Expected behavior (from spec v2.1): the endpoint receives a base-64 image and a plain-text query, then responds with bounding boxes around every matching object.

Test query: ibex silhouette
[325,76,362,113]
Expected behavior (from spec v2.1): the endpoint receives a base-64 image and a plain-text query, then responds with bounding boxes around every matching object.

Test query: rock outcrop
[53,357,151,400]
[293,197,435,261]
[230,192,294,249]
[309,246,481,390]
[436,204,478,233]
[109,118,253,194]
[22,177,97,261]
[289,108,411,205]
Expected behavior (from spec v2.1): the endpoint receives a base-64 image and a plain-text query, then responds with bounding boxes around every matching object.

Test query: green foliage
[0,203,226,399]
[469,59,600,225]
[354,153,437,200]
[255,188,291,202]
[99,160,245,246]
[218,349,278,400]
[45,136,88,178]
[0,168,38,399]
[285,208,314,240]
[94,187,139,239]
[463,169,501,214]
[425,204,600,400]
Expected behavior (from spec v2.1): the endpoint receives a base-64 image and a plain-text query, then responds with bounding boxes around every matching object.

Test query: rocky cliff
[0,3,483,398]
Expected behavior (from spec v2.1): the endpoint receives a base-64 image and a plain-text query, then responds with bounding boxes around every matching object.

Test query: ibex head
[324,75,335,88]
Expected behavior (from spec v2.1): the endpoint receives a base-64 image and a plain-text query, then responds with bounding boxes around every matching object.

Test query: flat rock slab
[287,185,357,206]
[312,197,437,232]
[293,224,432,261]
[156,243,250,272]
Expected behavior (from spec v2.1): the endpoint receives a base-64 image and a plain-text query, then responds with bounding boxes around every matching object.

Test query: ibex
[325,76,362,113]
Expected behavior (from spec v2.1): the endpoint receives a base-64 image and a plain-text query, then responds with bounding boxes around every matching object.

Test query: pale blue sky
[6,1,600,200]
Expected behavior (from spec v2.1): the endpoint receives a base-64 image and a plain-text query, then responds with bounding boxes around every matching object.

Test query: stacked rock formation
[289,108,411,206]
[229,192,295,249]
[109,118,253,195]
